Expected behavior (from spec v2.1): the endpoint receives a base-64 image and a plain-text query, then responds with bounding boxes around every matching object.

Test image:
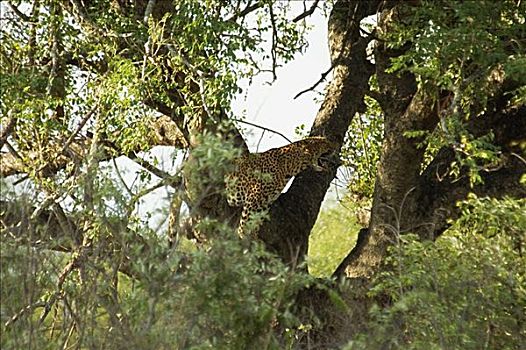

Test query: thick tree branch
[341,78,525,278]
[340,2,438,278]
[232,118,292,143]
[407,104,526,240]
[258,0,384,265]
[334,143,525,280]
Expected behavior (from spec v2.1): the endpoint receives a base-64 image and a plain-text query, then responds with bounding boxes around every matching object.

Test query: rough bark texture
[259,0,383,265]
[407,104,526,240]
[301,1,525,345]
[321,3,438,278]
[2,0,522,279]
[341,4,526,279]
[2,2,525,346]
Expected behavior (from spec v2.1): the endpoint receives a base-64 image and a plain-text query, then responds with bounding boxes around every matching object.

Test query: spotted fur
[225,136,337,236]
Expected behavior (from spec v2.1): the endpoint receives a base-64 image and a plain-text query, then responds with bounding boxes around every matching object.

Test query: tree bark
[406,104,526,240]
[340,4,526,278]
[259,0,384,266]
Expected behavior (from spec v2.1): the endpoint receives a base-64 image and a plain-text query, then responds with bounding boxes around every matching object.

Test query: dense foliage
[385,0,526,185]
[1,1,314,348]
[1,0,524,349]
[1,135,315,349]
[346,196,526,349]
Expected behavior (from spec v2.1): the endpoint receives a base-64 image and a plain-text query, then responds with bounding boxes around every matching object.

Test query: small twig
[31,192,62,221]
[294,65,335,99]
[5,140,23,160]
[256,130,266,152]
[129,175,181,226]
[52,203,80,245]
[141,0,158,82]
[61,106,96,154]
[227,1,263,22]
[38,292,61,326]
[27,1,40,65]
[174,51,216,121]
[47,2,65,110]
[61,321,76,350]
[39,245,86,326]
[69,0,90,22]
[12,176,31,187]
[126,151,177,183]
[231,118,292,143]
[296,2,365,101]
[126,176,175,222]
[39,239,90,326]
[7,2,31,21]
[268,4,278,82]
[356,114,372,177]
[112,158,133,196]
[511,152,526,165]
[398,187,416,227]
[4,301,47,328]
[293,0,320,22]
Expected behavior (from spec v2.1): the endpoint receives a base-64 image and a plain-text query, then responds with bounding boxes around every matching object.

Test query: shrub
[345,196,526,350]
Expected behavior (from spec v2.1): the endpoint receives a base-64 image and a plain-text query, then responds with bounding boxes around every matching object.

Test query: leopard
[225,136,338,237]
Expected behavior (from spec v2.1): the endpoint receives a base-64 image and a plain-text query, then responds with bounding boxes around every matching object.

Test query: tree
[1,0,525,349]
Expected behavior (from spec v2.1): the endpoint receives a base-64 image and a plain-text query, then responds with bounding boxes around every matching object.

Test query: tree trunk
[259,0,383,266]
[297,1,525,345]
[338,1,526,279]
